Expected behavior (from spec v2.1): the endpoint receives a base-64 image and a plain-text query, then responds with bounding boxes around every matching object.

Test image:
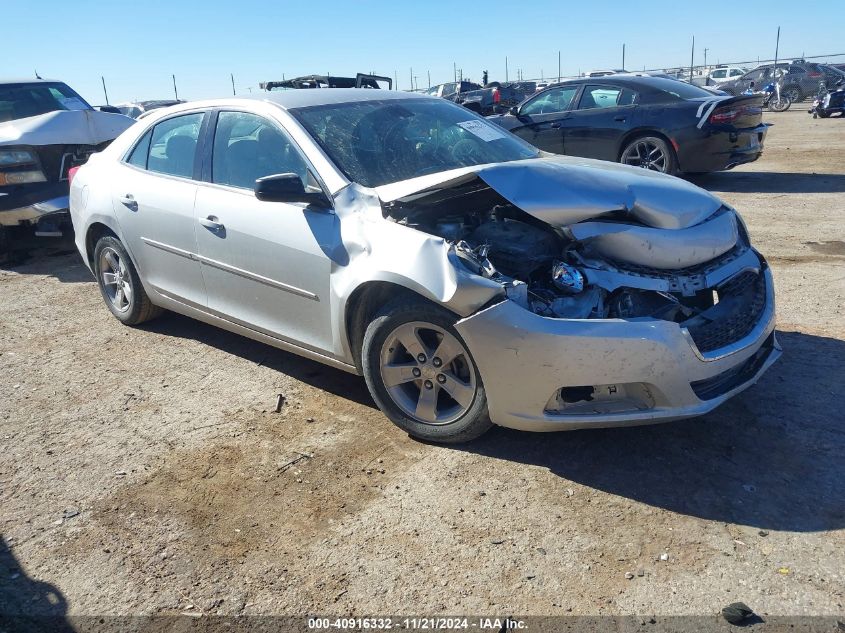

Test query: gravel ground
[1,109,843,620]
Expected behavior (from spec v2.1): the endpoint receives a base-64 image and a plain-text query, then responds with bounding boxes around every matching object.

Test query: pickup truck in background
[459,81,537,115]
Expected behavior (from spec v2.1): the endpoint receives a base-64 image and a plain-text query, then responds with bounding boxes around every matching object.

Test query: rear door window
[577,85,624,109]
[146,113,204,179]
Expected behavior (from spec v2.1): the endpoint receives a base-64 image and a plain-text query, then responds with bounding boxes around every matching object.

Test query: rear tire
[783,86,803,103]
[362,297,492,443]
[619,135,677,175]
[94,236,162,325]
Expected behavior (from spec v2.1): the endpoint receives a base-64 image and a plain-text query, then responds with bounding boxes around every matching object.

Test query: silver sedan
[69,89,780,442]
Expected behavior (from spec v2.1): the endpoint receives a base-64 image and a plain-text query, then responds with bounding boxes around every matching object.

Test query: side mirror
[508,105,520,116]
[254,173,331,208]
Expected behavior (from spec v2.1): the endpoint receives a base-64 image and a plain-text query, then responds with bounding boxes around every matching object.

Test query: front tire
[620,136,677,175]
[362,297,492,443]
[94,236,162,325]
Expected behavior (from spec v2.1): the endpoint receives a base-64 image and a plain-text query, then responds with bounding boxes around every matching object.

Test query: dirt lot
[1,109,843,621]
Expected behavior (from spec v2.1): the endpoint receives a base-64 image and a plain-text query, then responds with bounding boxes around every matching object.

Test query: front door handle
[119,194,138,210]
[550,122,562,129]
[614,115,627,122]
[199,215,225,231]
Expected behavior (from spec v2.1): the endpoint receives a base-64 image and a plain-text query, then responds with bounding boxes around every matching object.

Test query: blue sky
[7,0,842,105]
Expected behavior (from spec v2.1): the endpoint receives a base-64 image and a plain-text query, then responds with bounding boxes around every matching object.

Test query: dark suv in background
[720,61,845,102]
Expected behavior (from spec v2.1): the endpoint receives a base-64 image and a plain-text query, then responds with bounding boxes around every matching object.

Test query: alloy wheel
[99,247,133,313]
[621,140,668,172]
[379,321,477,425]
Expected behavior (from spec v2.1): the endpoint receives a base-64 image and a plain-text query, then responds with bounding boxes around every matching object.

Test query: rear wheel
[783,86,803,103]
[620,136,676,175]
[94,236,162,325]
[362,298,491,443]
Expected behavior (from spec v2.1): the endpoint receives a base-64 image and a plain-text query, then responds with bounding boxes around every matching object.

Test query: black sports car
[488,76,768,174]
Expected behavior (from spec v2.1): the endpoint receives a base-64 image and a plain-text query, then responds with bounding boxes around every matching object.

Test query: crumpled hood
[376,155,723,230]
[0,109,134,147]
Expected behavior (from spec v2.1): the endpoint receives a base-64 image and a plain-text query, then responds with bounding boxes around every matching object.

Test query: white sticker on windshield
[457,119,507,142]
[60,97,88,111]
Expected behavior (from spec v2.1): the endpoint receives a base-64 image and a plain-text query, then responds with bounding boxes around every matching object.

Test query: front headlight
[0,149,37,166]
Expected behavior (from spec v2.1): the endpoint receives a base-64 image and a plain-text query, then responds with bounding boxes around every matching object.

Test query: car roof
[179,88,431,112]
[0,78,66,85]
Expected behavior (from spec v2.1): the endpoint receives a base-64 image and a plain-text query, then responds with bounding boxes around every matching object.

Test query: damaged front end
[378,157,779,429]
[1,107,133,245]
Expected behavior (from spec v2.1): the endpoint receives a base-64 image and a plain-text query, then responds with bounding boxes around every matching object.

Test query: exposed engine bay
[384,178,766,354]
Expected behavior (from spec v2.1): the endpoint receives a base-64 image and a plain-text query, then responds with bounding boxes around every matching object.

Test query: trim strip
[140,236,318,301]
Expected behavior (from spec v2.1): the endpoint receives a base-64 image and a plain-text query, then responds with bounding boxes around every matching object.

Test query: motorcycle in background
[810,79,845,118]
[743,80,791,112]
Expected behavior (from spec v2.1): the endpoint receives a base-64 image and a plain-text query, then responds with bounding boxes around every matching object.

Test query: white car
[708,67,747,84]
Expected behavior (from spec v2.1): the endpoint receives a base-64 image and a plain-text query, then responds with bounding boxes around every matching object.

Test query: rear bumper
[455,268,779,432]
[678,124,769,172]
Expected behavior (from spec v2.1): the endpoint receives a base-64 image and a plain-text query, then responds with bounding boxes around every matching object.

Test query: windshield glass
[290,98,538,187]
[0,82,90,123]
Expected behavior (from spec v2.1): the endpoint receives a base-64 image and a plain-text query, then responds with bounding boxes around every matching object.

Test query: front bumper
[0,185,69,227]
[455,268,779,432]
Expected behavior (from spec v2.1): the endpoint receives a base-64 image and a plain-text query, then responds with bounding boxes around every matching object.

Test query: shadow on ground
[142,311,377,410]
[452,330,845,533]
[1,248,92,284]
[689,171,845,194]
[0,536,72,632]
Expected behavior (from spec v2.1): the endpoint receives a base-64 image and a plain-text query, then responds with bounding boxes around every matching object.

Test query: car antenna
[34,69,42,79]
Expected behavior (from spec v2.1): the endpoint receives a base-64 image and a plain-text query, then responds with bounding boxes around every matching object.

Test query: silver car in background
[69,90,780,442]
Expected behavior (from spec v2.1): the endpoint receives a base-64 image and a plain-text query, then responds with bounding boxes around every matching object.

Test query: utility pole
[172,74,178,100]
[558,50,561,82]
[394,70,398,90]
[453,62,457,82]
[410,67,413,91]
[505,56,509,82]
[230,73,236,96]
[101,76,109,104]
[689,36,694,83]
[427,70,431,89]
[622,43,626,70]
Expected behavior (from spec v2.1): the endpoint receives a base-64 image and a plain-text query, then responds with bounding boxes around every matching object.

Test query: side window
[212,111,310,190]
[520,86,579,115]
[147,113,203,178]
[578,85,623,110]
[126,129,152,168]
[730,69,744,78]
[711,69,726,79]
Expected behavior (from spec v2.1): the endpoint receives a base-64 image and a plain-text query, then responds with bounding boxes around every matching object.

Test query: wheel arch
[616,128,681,171]
[84,220,121,268]
[343,280,448,372]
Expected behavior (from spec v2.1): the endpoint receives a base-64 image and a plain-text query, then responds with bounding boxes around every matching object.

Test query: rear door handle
[119,194,138,210]
[550,122,562,129]
[199,215,225,231]
[614,115,627,122]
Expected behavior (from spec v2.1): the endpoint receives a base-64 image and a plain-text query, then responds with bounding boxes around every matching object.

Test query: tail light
[709,104,761,125]
[493,88,501,104]
[68,166,80,187]
[808,71,822,78]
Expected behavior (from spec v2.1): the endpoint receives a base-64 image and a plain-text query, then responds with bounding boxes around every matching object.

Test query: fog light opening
[559,386,595,403]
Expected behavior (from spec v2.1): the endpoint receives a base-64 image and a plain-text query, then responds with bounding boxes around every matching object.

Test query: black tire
[817,110,830,118]
[362,297,492,443]
[619,135,677,175]
[93,236,162,325]
[783,86,803,103]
